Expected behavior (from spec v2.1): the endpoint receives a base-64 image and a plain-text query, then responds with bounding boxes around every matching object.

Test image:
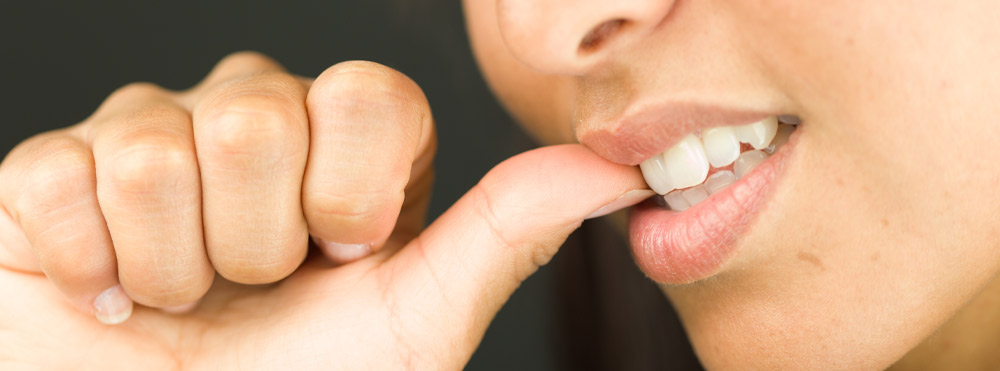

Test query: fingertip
[94,284,133,325]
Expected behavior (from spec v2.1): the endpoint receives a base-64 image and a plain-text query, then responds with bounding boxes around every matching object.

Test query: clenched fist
[1,52,437,320]
[0,52,647,368]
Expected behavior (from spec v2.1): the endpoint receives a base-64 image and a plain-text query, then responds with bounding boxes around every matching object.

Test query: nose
[496,0,675,75]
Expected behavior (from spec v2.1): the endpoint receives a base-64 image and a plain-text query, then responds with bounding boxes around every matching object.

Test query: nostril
[578,19,628,54]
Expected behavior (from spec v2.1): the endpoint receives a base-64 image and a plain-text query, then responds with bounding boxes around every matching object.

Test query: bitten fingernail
[312,237,372,264]
[94,284,133,325]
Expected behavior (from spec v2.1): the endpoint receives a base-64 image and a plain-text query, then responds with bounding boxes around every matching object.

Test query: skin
[465,0,1000,369]
[0,52,649,368]
[3,1,999,369]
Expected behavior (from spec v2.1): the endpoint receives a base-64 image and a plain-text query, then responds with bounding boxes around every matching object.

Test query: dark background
[0,1,562,369]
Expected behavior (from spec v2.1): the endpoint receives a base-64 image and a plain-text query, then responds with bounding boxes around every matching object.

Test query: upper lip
[576,100,774,165]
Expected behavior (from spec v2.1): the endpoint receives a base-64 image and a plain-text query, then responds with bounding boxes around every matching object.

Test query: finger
[192,70,310,284]
[88,85,213,308]
[179,51,289,108]
[303,61,435,264]
[389,144,650,359]
[0,132,131,324]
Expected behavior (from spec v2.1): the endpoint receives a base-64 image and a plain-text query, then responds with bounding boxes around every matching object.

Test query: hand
[0,52,648,368]
[1,52,438,318]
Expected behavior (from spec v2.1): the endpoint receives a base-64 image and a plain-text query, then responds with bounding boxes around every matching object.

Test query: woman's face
[464,0,1000,368]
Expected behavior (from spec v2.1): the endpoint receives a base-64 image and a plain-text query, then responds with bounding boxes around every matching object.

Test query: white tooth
[734,150,769,178]
[735,116,778,150]
[660,134,710,190]
[701,126,741,167]
[765,124,795,154]
[639,153,674,195]
[682,185,710,206]
[704,170,737,194]
[663,190,690,211]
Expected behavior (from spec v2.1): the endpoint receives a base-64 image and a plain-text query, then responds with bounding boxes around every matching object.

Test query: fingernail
[586,189,656,219]
[312,237,372,264]
[94,284,133,325]
[162,301,198,315]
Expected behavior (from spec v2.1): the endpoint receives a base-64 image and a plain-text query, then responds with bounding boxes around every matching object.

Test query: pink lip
[577,101,773,166]
[627,129,798,284]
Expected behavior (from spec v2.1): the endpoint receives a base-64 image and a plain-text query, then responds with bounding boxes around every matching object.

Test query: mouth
[579,105,800,284]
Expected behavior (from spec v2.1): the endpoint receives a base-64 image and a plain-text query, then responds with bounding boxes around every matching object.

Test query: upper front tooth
[702,126,741,167]
[660,134,710,190]
[638,134,711,194]
[735,116,778,150]
[639,153,674,195]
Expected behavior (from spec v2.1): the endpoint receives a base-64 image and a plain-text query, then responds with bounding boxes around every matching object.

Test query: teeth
[639,134,710,194]
[734,150,769,178]
[638,115,797,211]
[661,134,711,191]
[735,116,778,150]
[702,126,741,167]
[765,124,795,154]
[682,185,709,206]
[639,153,674,195]
[663,190,690,211]
[704,170,737,194]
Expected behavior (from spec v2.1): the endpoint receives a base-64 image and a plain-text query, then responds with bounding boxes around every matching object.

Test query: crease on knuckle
[469,185,518,249]
[123,270,207,305]
[307,189,392,224]
[210,238,304,283]
[37,244,111,286]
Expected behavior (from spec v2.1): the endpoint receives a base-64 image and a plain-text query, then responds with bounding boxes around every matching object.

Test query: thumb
[386,144,650,364]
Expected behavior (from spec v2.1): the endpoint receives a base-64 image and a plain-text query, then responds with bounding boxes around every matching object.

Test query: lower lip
[627,131,799,284]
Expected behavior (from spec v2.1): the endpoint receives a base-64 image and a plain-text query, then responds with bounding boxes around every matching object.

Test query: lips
[577,101,775,165]
[578,102,799,284]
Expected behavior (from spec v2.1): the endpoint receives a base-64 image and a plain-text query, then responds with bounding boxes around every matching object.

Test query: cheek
[669,121,1000,369]
[667,3,1000,366]
[463,0,576,145]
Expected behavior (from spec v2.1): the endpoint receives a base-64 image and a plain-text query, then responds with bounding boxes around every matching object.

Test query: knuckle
[213,250,301,284]
[315,61,428,107]
[104,134,196,193]
[216,51,281,73]
[103,82,168,107]
[38,244,111,286]
[208,231,306,284]
[16,137,94,217]
[307,189,389,224]
[202,92,305,156]
[121,269,210,306]
[469,185,517,248]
